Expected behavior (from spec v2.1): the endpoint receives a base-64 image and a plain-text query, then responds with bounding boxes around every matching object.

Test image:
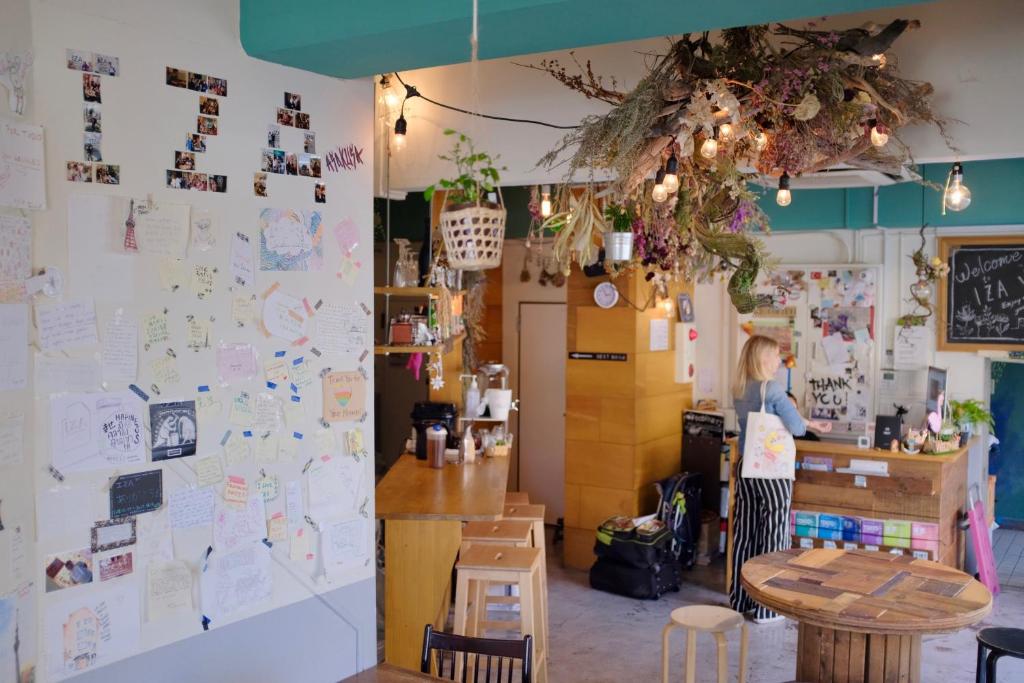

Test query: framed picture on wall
[677,293,694,322]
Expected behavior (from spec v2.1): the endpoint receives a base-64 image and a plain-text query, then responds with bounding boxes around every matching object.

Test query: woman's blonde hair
[732,335,781,397]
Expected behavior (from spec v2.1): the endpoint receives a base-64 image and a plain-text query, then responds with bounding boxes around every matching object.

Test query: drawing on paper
[258,209,322,271]
[50,391,145,472]
[149,401,197,461]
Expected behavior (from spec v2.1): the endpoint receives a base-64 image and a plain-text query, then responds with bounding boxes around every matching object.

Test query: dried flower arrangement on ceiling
[526,19,952,312]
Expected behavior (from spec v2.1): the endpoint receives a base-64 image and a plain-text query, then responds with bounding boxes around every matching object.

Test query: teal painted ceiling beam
[240,0,925,79]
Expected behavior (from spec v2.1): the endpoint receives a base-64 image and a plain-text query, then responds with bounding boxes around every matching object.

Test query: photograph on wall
[284,92,301,111]
[276,107,294,126]
[44,549,93,592]
[207,76,227,96]
[210,175,227,193]
[189,172,209,191]
[253,172,267,197]
[84,103,101,132]
[98,552,133,581]
[258,208,323,271]
[197,115,218,136]
[66,49,95,73]
[303,132,315,154]
[149,400,197,461]
[186,133,206,153]
[95,53,119,77]
[295,112,310,130]
[165,66,187,88]
[83,73,101,103]
[83,132,102,161]
[285,152,297,175]
[187,71,207,91]
[314,182,326,204]
[199,95,219,116]
[298,153,321,178]
[66,161,92,183]
[267,124,280,148]
[94,164,119,185]
[174,150,195,170]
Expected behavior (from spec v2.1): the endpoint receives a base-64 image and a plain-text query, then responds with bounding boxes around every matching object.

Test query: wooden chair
[421,624,533,683]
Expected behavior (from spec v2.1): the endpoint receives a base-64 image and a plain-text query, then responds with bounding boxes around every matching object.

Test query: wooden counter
[725,438,971,593]
[377,455,510,670]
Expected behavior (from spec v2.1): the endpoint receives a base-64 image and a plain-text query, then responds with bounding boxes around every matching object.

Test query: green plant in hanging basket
[424,129,506,208]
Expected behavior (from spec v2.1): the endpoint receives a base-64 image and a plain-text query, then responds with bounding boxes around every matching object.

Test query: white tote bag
[741,381,797,480]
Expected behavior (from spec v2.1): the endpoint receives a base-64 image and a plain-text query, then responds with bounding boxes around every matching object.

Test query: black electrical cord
[393,72,579,130]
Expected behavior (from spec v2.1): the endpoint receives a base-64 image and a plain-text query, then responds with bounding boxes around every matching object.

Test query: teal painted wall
[375,158,1024,241]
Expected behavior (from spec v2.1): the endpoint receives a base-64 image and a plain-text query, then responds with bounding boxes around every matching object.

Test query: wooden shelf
[374,332,465,355]
[374,286,466,298]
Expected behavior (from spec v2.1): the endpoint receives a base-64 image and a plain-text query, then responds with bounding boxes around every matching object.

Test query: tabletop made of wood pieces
[741,548,992,634]
[339,663,440,682]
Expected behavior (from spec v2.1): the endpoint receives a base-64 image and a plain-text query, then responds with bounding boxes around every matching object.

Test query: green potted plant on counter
[949,398,994,441]
[424,130,507,271]
[603,202,636,262]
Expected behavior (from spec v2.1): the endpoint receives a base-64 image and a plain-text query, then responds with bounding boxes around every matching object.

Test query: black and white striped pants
[729,469,793,619]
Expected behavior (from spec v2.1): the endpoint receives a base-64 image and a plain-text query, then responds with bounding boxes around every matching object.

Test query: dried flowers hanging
[896,224,949,327]
[527,19,951,312]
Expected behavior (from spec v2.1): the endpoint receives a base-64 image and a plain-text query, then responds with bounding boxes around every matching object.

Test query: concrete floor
[545,552,1024,682]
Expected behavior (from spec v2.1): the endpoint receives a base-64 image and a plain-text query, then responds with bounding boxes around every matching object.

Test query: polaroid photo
[44,548,93,592]
[284,92,301,111]
[95,53,119,77]
[267,124,280,148]
[95,163,120,185]
[315,182,326,204]
[188,133,206,153]
[166,66,188,88]
[90,517,137,553]
[285,152,298,176]
[254,172,268,197]
[295,112,310,130]
[677,293,694,322]
[271,149,286,174]
[298,153,314,177]
[84,103,101,133]
[150,400,198,460]
[98,552,133,581]
[66,161,92,183]
[66,49,95,73]
[276,107,294,126]
[166,169,186,189]
[197,115,218,136]
[190,172,209,192]
[208,76,228,97]
[187,71,208,92]
[200,95,219,116]
[304,132,316,154]
[260,148,275,173]
[83,73,101,103]
[84,132,102,162]
[174,150,195,170]
[210,175,228,193]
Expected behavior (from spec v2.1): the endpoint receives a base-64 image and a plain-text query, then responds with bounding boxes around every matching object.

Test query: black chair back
[420,625,532,683]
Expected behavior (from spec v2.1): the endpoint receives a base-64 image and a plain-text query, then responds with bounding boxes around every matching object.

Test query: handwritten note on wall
[36,299,99,351]
[0,121,46,210]
[134,200,190,258]
[0,214,32,282]
[0,303,28,390]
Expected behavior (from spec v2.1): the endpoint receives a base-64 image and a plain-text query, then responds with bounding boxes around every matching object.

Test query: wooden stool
[460,519,534,556]
[454,546,548,683]
[661,605,748,683]
[977,627,1024,682]
[503,503,548,654]
[505,491,530,505]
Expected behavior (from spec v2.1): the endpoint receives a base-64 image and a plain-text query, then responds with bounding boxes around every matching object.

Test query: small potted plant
[424,130,507,271]
[603,202,636,262]
[949,398,994,441]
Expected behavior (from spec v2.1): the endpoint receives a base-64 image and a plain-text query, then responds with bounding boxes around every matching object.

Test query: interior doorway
[991,360,1024,527]
[517,302,567,524]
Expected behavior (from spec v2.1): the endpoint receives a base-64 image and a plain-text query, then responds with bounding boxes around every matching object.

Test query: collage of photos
[255,91,322,200]
[66,48,120,76]
[165,65,228,193]
[68,50,119,184]
[260,148,322,178]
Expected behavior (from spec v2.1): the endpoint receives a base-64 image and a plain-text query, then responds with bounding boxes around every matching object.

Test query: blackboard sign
[110,469,163,518]
[943,240,1024,348]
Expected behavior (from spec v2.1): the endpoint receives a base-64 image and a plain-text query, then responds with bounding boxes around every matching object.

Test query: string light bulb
[776,172,792,207]
[540,185,552,218]
[700,130,719,159]
[652,169,669,203]
[379,74,400,110]
[753,130,769,151]
[718,123,734,141]
[868,119,888,147]
[662,155,680,194]
[392,114,407,153]
[942,162,972,213]
[871,53,887,68]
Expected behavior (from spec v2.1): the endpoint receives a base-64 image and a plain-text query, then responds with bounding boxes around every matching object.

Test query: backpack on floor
[654,471,703,569]
[589,555,681,600]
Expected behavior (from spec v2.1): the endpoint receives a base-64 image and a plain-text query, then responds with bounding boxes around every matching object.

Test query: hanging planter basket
[604,231,634,262]
[439,186,507,271]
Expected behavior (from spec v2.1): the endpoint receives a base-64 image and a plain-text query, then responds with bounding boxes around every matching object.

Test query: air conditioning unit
[753,164,920,190]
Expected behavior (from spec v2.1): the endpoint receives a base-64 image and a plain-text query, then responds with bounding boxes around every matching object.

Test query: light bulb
[700,137,718,159]
[540,195,552,218]
[660,298,674,315]
[719,123,734,141]
[869,119,888,147]
[943,162,971,212]
[663,155,679,193]
[392,114,407,153]
[871,53,887,68]
[753,130,769,151]
[652,169,668,203]
[380,75,400,110]
[776,172,792,207]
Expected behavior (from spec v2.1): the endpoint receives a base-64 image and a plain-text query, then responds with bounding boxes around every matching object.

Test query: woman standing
[729,335,831,623]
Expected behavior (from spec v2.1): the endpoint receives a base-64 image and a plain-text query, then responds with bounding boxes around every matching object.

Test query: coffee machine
[410,401,457,460]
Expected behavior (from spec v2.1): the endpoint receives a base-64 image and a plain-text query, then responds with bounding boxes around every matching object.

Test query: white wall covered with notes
[0,1,376,681]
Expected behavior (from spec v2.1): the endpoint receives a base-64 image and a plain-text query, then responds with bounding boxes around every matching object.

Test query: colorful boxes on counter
[790,509,939,559]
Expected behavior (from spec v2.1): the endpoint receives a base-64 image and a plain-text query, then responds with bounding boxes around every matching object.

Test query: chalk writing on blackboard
[947,245,1024,344]
[109,469,163,518]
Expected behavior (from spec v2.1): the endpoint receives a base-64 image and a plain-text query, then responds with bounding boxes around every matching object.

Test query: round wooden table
[741,548,992,683]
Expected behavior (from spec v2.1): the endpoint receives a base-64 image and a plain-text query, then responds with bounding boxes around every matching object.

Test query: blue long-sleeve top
[735,379,807,460]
